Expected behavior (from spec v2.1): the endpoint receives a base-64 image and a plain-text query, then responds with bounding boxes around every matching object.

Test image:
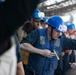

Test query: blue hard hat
[65,22,75,30]
[47,15,67,32]
[33,9,40,14]
[32,9,44,19]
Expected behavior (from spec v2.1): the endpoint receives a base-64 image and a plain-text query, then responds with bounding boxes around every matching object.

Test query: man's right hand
[41,49,56,58]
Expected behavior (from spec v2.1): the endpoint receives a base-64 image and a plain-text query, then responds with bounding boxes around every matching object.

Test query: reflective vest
[20,31,29,65]
[26,28,64,75]
[17,26,29,65]
[18,22,36,65]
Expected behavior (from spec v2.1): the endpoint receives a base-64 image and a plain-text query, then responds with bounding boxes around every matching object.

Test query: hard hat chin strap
[50,27,54,39]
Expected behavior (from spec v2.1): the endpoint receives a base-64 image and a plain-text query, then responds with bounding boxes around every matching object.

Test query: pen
[53,50,60,60]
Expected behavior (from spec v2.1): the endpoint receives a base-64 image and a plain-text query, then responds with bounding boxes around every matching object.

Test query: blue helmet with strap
[33,9,40,14]
[65,22,75,30]
[47,15,67,32]
[32,9,45,19]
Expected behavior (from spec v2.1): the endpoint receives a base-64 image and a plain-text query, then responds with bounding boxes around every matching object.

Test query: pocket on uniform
[49,62,58,70]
